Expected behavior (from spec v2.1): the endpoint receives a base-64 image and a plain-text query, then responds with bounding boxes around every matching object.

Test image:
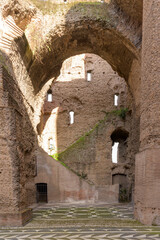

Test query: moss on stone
[51,153,92,183]
[0,53,9,72]
[28,0,110,21]
[56,107,128,156]
[103,108,129,120]
[51,107,129,181]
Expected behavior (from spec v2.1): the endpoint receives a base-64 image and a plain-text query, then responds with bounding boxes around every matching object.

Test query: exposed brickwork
[38,54,137,202]
[134,0,160,225]
[0,0,159,227]
[0,65,35,226]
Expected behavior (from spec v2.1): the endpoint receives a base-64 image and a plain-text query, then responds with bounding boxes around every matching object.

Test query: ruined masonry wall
[134,0,160,225]
[39,54,139,201]
[0,65,36,226]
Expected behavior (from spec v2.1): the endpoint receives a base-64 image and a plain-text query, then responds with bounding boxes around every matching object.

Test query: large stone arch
[24,1,141,93]
[0,0,144,226]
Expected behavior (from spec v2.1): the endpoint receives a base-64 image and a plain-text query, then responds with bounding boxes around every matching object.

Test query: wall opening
[114,94,119,106]
[112,142,119,163]
[112,174,129,202]
[48,138,54,150]
[87,70,92,81]
[47,89,52,102]
[36,183,48,203]
[111,128,129,164]
[69,111,74,124]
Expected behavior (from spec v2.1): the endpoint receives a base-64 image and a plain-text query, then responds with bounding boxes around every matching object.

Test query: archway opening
[36,53,134,204]
[111,128,129,164]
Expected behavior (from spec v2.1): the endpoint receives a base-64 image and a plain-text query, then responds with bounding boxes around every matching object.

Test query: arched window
[111,128,129,164]
[47,89,52,102]
[112,142,119,163]
[69,111,74,124]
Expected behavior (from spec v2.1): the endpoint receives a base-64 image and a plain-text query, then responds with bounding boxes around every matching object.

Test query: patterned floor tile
[1,205,160,239]
[0,229,160,239]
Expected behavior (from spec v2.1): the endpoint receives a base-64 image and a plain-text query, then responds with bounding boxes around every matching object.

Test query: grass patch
[28,0,110,22]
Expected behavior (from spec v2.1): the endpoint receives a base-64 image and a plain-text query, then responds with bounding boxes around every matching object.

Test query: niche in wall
[111,128,129,164]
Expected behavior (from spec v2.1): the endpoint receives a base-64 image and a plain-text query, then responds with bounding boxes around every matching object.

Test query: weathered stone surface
[38,54,136,201]
[0,62,36,225]
[19,0,141,92]
[134,0,160,225]
[0,0,159,227]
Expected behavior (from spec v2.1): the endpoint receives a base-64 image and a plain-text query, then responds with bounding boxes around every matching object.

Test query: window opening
[47,89,52,102]
[36,183,48,203]
[114,94,119,106]
[111,128,129,164]
[48,138,54,150]
[87,71,92,81]
[69,111,74,124]
[112,142,119,163]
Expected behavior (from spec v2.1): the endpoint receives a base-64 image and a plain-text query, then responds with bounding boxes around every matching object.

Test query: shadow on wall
[2,0,140,206]
[19,0,140,93]
[36,52,136,205]
[34,146,119,204]
[0,49,37,225]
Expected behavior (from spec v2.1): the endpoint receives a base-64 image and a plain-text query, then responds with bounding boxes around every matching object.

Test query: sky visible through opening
[112,142,119,163]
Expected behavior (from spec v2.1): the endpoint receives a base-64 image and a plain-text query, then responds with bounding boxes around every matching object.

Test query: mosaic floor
[33,205,134,220]
[1,204,160,239]
[1,227,160,240]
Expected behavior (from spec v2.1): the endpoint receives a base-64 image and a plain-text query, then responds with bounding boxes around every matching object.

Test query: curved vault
[3,0,142,93]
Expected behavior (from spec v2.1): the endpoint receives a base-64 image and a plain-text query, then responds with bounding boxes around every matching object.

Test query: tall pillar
[134,0,160,225]
[0,65,32,226]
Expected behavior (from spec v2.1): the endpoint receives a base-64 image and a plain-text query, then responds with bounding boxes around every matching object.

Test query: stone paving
[1,204,160,239]
[33,205,134,220]
[1,227,160,240]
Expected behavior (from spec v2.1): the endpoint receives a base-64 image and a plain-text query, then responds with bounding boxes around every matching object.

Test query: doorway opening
[36,183,48,203]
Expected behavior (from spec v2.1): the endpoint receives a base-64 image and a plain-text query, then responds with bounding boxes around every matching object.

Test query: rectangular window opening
[49,138,54,150]
[114,94,119,106]
[69,111,74,124]
[47,90,53,102]
[87,71,92,82]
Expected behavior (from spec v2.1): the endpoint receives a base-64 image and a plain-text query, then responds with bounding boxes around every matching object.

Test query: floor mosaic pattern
[1,204,160,239]
[0,227,160,239]
[33,205,134,220]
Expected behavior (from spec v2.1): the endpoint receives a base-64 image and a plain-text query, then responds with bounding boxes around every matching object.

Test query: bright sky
[112,142,119,163]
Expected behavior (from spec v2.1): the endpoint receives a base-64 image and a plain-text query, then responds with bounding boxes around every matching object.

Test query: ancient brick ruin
[0,0,159,227]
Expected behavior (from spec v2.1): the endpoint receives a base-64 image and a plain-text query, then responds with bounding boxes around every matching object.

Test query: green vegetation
[102,108,129,120]
[51,108,129,178]
[27,0,111,55]
[0,53,9,72]
[28,0,64,15]
[28,0,110,21]
[51,153,89,181]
